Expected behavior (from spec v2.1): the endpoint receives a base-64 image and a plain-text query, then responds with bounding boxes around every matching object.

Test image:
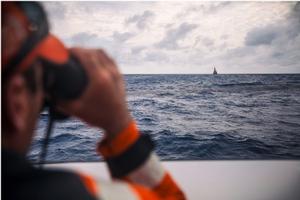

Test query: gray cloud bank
[126,10,155,30]
[156,23,198,50]
[44,2,300,74]
[242,2,300,69]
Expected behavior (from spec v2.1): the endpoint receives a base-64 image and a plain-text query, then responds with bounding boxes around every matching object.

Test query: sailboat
[213,67,218,75]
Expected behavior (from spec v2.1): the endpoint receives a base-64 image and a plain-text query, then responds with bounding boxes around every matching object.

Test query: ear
[6,75,30,134]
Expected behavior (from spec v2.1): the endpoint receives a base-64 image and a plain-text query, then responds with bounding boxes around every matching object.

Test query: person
[2,2,186,200]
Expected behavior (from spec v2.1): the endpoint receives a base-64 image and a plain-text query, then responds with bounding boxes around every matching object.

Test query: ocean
[28,74,300,163]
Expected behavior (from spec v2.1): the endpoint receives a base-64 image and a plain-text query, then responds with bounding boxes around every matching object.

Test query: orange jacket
[3,121,185,200]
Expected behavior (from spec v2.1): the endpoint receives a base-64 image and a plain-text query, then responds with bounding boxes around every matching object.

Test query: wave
[216,82,264,87]
[154,131,299,160]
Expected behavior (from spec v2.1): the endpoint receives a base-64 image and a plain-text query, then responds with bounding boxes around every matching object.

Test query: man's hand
[57,48,132,140]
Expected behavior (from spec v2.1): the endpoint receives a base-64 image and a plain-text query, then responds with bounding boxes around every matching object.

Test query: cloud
[126,10,155,30]
[245,25,280,46]
[42,2,66,20]
[188,3,300,73]
[144,51,169,62]
[245,2,300,47]
[290,2,300,20]
[242,2,300,68]
[65,32,115,54]
[217,3,300,73]
[201,37,215,47]
[220,34,229,40]
[156,22,198,50]
[177,1,232,18]
[192,36,215,50]
[206,1,232,14]
[288,2,300,37]
[67,32,100,46]
[131,46,146,55]
[112,31,135,43]
[65,32,143,67]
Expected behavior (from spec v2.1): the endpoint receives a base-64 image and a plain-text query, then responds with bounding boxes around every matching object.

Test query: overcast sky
[42,1,300,74]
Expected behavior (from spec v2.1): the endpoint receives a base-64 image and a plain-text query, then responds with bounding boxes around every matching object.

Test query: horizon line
[122,73,300,75]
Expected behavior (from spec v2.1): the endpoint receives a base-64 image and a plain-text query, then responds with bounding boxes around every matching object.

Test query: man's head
[2,2,48,154]
[2,2,89,156]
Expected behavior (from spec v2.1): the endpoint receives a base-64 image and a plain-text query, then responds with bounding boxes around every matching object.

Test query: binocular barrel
[42,54,88,101]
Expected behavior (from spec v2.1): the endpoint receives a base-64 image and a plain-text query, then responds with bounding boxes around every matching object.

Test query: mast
[213,67,217,75]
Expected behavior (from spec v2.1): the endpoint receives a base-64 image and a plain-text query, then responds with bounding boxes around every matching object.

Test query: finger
[96,49,121,79]
[69,47,88,65]
[97,49,118,69]
[90,51,106,69]
[69,48,97,78]
[70,48,91,70]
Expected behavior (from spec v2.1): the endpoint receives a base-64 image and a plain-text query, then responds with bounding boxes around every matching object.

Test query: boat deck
[47,160,300,200]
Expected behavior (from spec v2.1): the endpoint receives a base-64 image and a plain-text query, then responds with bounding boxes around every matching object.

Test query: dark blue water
[28,74,300,162]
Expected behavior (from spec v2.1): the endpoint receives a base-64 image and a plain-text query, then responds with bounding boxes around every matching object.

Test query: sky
[42,1,300,74]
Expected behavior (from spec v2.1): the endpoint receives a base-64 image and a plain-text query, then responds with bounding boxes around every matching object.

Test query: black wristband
[106,134,155,178]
